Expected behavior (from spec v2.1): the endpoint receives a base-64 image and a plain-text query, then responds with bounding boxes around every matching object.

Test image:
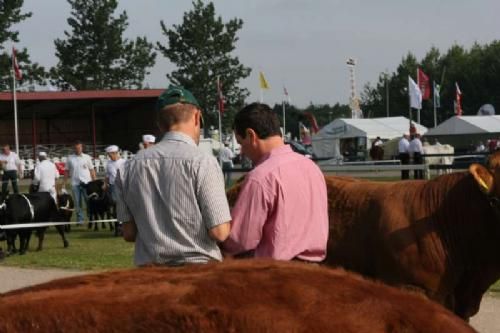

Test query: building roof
[0,89,164,101]
[425,115,500,136]
[314,117,427,140]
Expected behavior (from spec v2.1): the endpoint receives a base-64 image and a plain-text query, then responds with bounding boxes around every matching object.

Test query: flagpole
[416,68,420,125]
[218,107,223,167]
[433,81,437,128]
[12,69,19,155]
[282,99,286,141]
[260,88,263,103]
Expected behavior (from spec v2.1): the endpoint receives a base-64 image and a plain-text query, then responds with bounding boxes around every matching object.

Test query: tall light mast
[346,58,362,118]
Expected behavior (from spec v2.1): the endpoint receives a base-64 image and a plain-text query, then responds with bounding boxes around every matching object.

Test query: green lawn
[0,227,134,271]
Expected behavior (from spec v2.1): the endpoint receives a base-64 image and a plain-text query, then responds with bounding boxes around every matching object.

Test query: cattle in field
[226,155,500,320]
[0,192,69,255]
[83,179,115,231]
[57,191,74,233]
[0,260,476,333]
[422,143,454,176]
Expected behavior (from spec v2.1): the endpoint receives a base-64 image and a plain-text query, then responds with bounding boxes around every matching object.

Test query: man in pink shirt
[223,103,329,262]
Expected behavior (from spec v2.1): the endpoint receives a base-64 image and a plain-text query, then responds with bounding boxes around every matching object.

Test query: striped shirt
[115,131,231,266]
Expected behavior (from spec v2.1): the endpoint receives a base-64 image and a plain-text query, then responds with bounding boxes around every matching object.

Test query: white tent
[425,116,500,136]
[312,117,427,158]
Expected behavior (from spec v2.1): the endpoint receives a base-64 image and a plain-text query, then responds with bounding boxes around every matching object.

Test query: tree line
[2,0,499,132]
[361,42,500,128]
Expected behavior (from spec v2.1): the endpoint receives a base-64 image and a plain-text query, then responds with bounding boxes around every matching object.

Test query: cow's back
[0,261,475,333]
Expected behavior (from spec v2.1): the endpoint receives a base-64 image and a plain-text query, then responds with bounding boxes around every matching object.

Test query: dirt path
[0,266,86,293]
[0,266,498,332]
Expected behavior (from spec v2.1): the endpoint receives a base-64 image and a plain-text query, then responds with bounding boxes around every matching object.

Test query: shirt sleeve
[33,166,41,184]
[196,156,231,230]
[86,155,95,170]
[222,178,270,255]
[115,168,133,222]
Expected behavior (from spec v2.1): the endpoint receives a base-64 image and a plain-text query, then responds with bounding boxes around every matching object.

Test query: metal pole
[417,108,420,124]
[91,104,96,159]
[32,112,37,161]
[218,108,223,167]
[282,100,286,141]
[12,70,19,155]
[386,74,389,117]
[433,81,437,128]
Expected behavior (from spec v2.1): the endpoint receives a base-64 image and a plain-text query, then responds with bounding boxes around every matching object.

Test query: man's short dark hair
[74,140,83,146]
[234,103,281,139]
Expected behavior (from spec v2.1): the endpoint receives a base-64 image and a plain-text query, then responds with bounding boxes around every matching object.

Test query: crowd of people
[1,85,330,267]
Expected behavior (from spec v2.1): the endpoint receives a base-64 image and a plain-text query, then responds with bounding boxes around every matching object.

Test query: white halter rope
[20,194,35,221]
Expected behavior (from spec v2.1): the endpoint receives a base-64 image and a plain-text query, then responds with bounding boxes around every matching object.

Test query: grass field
[0,227,134,271]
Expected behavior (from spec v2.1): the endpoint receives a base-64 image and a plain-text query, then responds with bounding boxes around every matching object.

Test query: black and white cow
[84,179,115,232]
[57,191,74,233]
[0,192,69,255]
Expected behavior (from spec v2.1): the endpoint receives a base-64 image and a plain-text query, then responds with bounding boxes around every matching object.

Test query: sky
[14,0,500,107]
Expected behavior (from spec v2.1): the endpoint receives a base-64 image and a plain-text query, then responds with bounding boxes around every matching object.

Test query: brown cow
[0,261,475,333]
[324,163,500,320]
[226,157,500,321]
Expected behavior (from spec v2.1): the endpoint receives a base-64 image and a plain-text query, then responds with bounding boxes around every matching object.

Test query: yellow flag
[259,71,270,90]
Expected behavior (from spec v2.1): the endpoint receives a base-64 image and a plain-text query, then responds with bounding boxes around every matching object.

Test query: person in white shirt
[398,134,410,180]
[219,143,234,185]
[64,141,96,224]
[409,133,424,179]
[0,144,22,196]
[142,134,156,149]
[33,152,59,201]
[104,145,125,203]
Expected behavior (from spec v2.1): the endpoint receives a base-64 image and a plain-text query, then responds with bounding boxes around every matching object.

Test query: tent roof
[314,117,427,140]
[425,116,500,136]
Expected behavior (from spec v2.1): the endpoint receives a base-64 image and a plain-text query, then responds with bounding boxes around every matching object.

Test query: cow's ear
[470,164,494,194]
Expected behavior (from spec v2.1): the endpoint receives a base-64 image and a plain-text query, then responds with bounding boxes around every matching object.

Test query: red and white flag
[455,82,462,116]
[283,86,291,104]
[216,76,224,114]
[12,47,22,81]
[417,68,430,100]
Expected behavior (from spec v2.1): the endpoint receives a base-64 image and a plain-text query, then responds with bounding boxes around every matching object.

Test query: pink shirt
[223,145,329,261]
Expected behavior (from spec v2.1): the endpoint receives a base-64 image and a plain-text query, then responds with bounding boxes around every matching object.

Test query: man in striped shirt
[115,86,231,266]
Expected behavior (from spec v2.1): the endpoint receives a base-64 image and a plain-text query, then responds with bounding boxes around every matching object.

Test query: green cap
[156,85,201,111]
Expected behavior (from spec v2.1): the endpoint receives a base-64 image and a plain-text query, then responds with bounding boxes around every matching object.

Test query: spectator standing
[33,152,59,201]
[0,144,22,196]
[398,134,410,180]
[65,141,96,225]
[116,85,231,266]
[219,143,234,185]
[409,134,424,179]
[223,103,329,262]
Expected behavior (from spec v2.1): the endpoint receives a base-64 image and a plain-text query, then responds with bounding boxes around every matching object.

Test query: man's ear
[246,128,258,144]
[469,163,494,194]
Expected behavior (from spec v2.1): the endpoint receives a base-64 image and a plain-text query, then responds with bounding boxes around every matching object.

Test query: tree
[0,0,46,90]
[157,0,251,130]
[51,0,156,90]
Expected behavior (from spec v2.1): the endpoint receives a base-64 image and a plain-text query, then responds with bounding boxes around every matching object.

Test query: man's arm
[115,168,135,242]
[196,157,232,242]
[209,222,231,242]
[222,179,268,255]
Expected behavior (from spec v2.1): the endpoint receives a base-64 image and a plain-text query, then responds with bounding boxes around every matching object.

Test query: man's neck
[256,136,285,159]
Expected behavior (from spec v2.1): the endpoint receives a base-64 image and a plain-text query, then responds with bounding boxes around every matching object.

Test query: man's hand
[123,220,137,242]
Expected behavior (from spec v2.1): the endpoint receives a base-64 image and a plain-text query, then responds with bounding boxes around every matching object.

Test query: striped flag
[454,82,462,116]
[12,47,22,80]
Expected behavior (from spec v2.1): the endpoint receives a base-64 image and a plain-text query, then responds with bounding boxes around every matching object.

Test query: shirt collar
[162,131,196,147]
[255,144,293,166]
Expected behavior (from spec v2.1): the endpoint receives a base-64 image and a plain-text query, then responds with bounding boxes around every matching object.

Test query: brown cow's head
[469,161,500,209]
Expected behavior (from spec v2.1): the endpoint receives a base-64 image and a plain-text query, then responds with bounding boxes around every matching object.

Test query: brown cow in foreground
[0,261,475,333]
[226,158,500,321]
